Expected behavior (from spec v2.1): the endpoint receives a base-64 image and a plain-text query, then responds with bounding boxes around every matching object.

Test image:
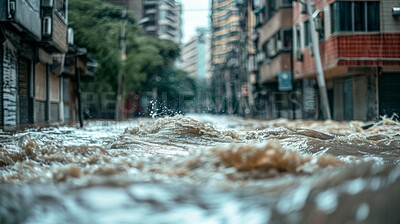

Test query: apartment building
[104,0,144,20]
[293,0,400,120]
[0,0,95,127]
[182,28,209,79]
[106,0,182,45]
[211,0,242,114]
[252,0,294,119]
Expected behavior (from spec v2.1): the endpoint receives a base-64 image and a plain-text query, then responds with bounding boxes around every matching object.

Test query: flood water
[1,114,400,223]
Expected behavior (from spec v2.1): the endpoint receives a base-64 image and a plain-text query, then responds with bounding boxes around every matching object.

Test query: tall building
[182,28,210,112]
[210,0,242,114]
[104,0,144,20]
[105,0,182,45]
[293,0,400,120]
[251,0,294,119]
[182,28,209,79]
[142,0,182,44]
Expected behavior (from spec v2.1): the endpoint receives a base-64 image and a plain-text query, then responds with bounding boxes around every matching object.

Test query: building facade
[182,28,209,79]
[210,0,242,114]
[104,0,144,20]
[251,0,294,119]
[293,0,400,120]
[0,0,94,127]
[182,28,210,112]
[105,0,182,45]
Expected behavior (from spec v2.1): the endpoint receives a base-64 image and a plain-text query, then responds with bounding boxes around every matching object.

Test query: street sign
[278,71,293,91]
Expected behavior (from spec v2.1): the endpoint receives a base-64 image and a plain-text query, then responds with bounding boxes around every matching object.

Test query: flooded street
[1,114,400,224]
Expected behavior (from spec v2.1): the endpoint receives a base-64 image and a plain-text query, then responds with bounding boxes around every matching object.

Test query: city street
[1,114,399,223]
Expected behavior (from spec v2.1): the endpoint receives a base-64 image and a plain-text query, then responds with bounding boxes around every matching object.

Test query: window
[283,30,292,48]
[354,2,365,31]
[159,10,166,20]
[269,36,276,56]
[253,0,261,8]
[266,0,276,21]
[282,0,292,7]
[331,1,380,33]
[317,12,325,40]
[55,0,66,20]
[217,0,226,4]
[367,2,380,31]
[296,26,301,50]
[304,21,310,46]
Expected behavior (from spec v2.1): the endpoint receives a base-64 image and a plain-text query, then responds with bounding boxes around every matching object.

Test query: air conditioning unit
[277,40,283,51]
[43,16,52,36]
[256,52,265,63]
[296,50,303,61]
[42,0,54,8]
[67,28,74,45]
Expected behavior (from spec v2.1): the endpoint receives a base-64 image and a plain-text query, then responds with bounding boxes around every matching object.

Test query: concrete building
[182,28,210,112]
[0,0,95,127]
[104,0,144,20]
[141,0,182,44]
[182,36,198,78]
[293,0,400,121]
[182,28,209,79]
[106,0,182,45]
[251,0,294,119]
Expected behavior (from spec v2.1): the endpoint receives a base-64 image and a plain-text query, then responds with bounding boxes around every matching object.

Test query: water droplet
[315,189,338,213]
[345,178,366,195]
[355,203,369,222]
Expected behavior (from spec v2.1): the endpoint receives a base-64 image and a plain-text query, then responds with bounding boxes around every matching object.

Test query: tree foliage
[69,0,195,117]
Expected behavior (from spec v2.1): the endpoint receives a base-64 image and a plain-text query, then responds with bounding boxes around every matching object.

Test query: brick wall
[295,33,400,77]
[337,34,400,66]
[294,0,400,78]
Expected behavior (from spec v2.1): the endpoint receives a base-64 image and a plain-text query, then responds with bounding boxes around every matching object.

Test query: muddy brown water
[0,114,400,223]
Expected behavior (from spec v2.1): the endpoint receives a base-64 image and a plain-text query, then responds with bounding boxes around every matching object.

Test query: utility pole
[115,7,127,121]
[306,0,331,120]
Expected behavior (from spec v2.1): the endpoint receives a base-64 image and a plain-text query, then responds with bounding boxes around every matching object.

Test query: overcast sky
[180,0,211,44]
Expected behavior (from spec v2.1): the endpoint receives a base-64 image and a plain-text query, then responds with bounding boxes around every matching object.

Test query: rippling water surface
[1,114,400,223]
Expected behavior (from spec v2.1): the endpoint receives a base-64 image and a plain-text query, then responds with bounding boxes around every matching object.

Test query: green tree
[69,0,195,118]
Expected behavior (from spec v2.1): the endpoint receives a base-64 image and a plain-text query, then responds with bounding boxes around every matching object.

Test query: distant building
[105,0,182,45]
[182,28,210,79]
[293,0,400,120]
[182,28,210,112]
[104,0,144,20]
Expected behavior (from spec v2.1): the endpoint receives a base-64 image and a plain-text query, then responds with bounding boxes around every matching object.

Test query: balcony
[40,12,68,54]
[0,0,42,40]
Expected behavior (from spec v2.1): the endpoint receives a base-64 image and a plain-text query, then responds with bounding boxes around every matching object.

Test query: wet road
[1,114,400,223]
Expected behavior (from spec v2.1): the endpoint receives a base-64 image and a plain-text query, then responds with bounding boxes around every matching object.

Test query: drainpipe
[75,57,83,128]
[290,28,296,120]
